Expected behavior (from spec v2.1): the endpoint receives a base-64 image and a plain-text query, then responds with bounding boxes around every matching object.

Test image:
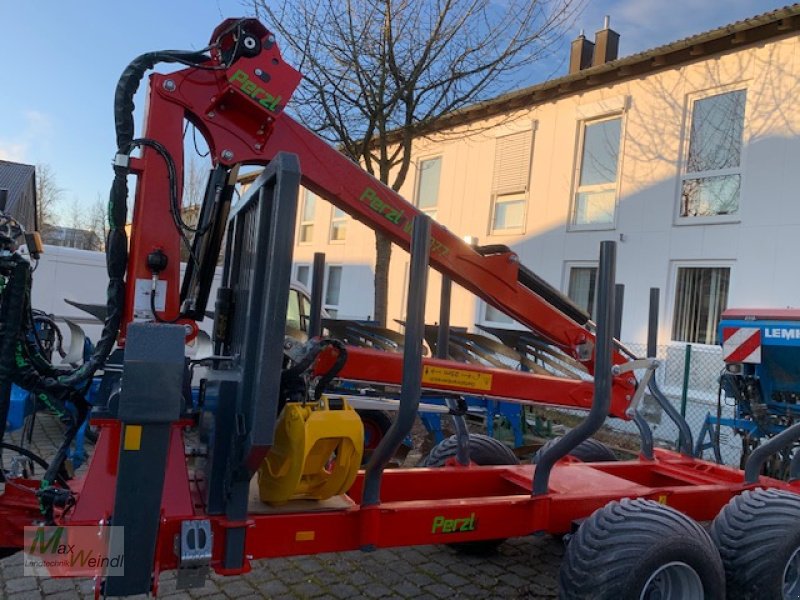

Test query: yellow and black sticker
[421,365,492,391]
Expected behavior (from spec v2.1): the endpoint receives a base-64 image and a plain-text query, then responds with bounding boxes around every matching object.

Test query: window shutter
[492,131,533,195]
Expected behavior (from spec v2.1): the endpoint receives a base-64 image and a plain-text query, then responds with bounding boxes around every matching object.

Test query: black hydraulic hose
[0,442,69,487]
[114,52,208,152]
[313,339,348,400]
[54,50,210,388]
[42,391,88,488]
[66,51,207,387]
[0,255,30,445]
[56,25,249,385]
[27,308,64,363]
[0,255,88,401]
[0,253,86,468]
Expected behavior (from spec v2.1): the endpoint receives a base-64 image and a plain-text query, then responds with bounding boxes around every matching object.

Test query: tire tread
[532,436,617,464]
[711,488,800,600]
[421,433,519,467]
[560,498,724,599]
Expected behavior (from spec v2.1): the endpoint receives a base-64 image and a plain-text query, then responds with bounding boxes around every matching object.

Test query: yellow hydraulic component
[258,397,364,505]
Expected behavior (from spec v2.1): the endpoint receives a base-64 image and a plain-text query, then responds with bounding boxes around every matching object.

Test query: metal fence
[526,342,740,465]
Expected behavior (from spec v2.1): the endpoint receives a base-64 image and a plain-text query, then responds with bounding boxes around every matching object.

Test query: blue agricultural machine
[696,308,800,478]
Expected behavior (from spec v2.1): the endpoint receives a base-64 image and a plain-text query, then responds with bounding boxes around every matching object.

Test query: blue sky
[0,0,788,221]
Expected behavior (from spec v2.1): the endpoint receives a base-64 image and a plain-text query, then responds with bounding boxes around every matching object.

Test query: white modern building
[264,6,800,355]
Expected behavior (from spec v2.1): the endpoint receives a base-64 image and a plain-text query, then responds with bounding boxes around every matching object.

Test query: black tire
[560,498,725,599]
[420,433,519,468]
[421,434,519,555]
[711,488,800,600]
[357,410,393,466]
[532,436,617,464]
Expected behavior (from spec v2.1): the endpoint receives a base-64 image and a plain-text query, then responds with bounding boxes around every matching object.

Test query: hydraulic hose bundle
[279,337,349,408]
[62,48,211,390]
[0,232,89,494]
[0,46,179,446]
[79,19,252,381]
[0,253,30,445]
[0,49,210,446]
[0,20,266,506]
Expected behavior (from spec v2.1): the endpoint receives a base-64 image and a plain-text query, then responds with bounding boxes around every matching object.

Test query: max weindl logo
[23,525,124,577]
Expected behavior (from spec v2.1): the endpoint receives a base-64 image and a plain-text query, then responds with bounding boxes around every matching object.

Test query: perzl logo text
[431,513,476,534]
[228,69,282,112]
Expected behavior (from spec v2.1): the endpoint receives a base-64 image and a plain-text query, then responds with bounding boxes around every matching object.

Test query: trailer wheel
[559,498,724,600]
[421,434,519,555]
[532,436,617,464]
[711,488,800,600]
[420,433,519,468]
[357,409,392,465]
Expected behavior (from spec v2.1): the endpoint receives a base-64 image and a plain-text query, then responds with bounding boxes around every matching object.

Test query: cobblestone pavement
[2,535,565,600]
[1,416,564,599]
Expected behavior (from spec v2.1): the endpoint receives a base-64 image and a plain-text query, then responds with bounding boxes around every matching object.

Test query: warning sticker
[722,326,761,364]
[421,365,492,391]
[133,278,166,320]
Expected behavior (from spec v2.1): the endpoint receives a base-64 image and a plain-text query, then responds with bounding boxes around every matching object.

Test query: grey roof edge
[399,3,800,138]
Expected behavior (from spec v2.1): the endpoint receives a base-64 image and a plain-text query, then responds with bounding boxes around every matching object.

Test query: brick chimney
[569,30,594,74]
[592,16,620,67]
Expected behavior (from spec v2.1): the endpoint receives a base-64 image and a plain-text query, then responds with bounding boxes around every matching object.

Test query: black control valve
[147,249,168,274]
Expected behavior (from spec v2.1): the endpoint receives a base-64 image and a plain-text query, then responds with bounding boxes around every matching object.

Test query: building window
[680,89,746,218]
[572,116,622,227]
[329,207,347,242]
[415,157,442,219]
[324,266,342,318]
[672,266,730,345]
[483,304,514,325]
[490,130,533,233]
[566,266,597,318]
[491,193,526,233]
[295,264,310,287]
[298,190,316,243]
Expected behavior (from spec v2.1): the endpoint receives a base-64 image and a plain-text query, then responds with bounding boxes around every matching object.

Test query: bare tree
[183,154,208,209]
[50,197,101,251]
[86,194,108,250]
[67,197,83,230]
[250,0,581,325]
[179,155,210,262]
[35,163,63,227]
